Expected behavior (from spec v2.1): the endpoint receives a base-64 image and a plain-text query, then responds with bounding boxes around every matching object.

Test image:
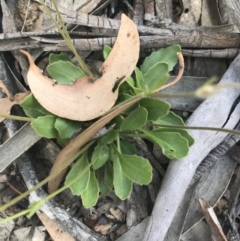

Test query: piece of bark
[199,198,228,241]
[179,0,202,26]
[182,48,240,58]
[155,0,173,20]
[226,0,240,31]
[143,0,154,26]
[143,54,240,241]
[133,0,144,25]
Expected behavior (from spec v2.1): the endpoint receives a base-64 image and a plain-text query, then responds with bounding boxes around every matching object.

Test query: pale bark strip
[143,54,240,241]
[155,0,173,20]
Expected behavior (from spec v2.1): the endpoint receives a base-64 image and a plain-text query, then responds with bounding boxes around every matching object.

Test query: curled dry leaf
[20,14,140,121]
[0,81,30,122]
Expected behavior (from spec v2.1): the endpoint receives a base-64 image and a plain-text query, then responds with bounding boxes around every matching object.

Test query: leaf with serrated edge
[21,93,51,118]
[49,52,72,64]
[47,61,85,84]
[54,117,82,139]
[65,153,90,195]
[139,98,170,121]
[155,111,186,126]
[113,157,132,200]
[81,171,99,208]
[153,128,194,146]
[140,45,181,74]
[141,129,189,159]
[31,115,58,139]
[120,107,147,131]
[117,152,152,185]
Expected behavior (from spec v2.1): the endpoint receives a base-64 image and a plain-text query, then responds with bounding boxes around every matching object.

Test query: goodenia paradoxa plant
[47,46,186,197]
[20,13,140,121]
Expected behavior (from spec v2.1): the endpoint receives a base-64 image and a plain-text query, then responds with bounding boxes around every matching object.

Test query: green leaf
[54,117,82,139]
[92,145,109,170]
[98,162,113,195]
[126,77,142,94]
[103,45,112,60]
[120,107,148,131]
[47,61,85,84]
[65,153,90,195]
[113,157,132,200]
[141,129,189,159]
[49,52,72,64]
[135,67,144,88]
[99,129,118,145]
[31,115,58,138]
[116,152,152,185]
[20,93,51,118]
[56,137,69,147]
[153,128,194,147]
[139,98,170,121]
[120,140,137,155]
[116,93,139,115]
[140,45,181,74]
[142,63,169,91]
[81,171,99,208]
[153,111,195,146]
[155,111,186,126]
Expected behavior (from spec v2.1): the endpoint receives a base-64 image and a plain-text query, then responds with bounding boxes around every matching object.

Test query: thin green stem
[0,141,94,213]
[149,124,240,136]
[150,91,196,98]
[0,113,32,122]
[39,0,94,79]
[116,133,121,153]
[27,147,99,218]
[0,209,30,224]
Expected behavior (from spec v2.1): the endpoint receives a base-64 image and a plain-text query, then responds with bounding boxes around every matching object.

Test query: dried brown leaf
[0,81,30,122]
[21,14,139,121]
[37,212,75,241]
[199,198,228,241]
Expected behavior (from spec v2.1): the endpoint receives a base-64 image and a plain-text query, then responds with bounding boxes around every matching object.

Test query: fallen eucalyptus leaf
[21,14,139,121]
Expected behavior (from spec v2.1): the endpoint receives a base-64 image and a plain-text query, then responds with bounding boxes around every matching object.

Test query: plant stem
[149,124,240,136]
[0,113,32,122]
[39,0,95,80]
[0,209,30,224]
[116,133,121,153]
